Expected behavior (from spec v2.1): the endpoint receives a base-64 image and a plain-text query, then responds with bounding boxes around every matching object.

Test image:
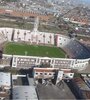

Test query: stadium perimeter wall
[0,27,90,71]
[1,54,89,71]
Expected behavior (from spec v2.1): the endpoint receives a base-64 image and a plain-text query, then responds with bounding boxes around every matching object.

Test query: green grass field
[4,42,65,58]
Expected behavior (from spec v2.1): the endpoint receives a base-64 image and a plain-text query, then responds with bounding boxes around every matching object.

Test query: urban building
[0,72,11,100]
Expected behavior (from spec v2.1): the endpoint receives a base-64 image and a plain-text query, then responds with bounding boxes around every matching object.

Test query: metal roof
[0,72,11,87]
[13,86,38,100]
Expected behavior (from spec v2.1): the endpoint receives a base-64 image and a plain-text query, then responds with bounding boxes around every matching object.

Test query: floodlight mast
[33,16,39,32]
[31,17,39,44]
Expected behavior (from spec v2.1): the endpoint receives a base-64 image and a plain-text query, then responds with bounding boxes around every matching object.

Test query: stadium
[0,17,90,71]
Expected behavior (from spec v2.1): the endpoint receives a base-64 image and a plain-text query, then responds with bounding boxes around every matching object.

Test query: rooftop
[36,82,75,99]
[74,77,90,91]
[0,72,11,87]
[13,86,38,100]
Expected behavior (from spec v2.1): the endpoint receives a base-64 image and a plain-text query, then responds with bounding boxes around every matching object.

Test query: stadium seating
[0,27,90,70]
[63,39,90,59]
[0,28,54,45]
[56,34,90,59]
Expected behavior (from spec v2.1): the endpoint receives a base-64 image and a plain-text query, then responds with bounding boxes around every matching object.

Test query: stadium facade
[0,27,90,71]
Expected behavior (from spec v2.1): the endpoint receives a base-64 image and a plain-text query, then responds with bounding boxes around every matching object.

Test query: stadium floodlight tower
[31,17,39,44]
[33,16,39,32]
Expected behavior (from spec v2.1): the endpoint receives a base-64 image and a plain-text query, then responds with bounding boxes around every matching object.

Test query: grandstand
[0,28,55,45]
[0,17,89,70]
[0,54,88,70]
[1,27,90,59]
[63,40,90,59]
[56,34,90,59]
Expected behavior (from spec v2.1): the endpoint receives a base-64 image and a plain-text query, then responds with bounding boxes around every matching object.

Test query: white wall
[34,71,54,79]
[63,73,74,79]
[0,28,13,41]
[2,54,89,71]
[0,27,54,45]
[56,71,63,84]
[56,34,71,48]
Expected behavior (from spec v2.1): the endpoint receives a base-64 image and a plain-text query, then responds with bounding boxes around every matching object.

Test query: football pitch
[4,42,65,58]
